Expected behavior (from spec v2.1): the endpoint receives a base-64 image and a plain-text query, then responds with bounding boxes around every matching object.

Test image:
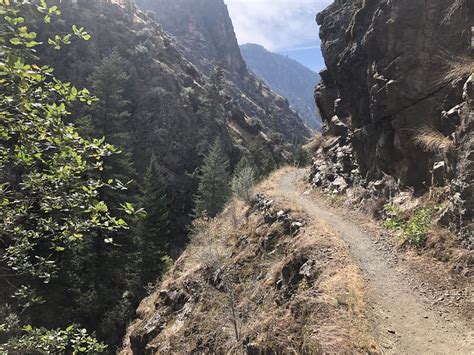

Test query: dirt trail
[274,169,473,354]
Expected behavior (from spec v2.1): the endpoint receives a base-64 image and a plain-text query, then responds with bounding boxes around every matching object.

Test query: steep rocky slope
[136,0,311,143]
[121,174,375,354]
[311,0,473,229]
[240,43,322,130]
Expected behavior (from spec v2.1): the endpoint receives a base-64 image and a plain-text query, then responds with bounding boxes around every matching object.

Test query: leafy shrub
[383,204,437,247]
[383,203,403,230]
[0,325,107,354]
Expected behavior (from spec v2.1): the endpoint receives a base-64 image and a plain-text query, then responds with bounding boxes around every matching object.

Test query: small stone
[387,329,396,334]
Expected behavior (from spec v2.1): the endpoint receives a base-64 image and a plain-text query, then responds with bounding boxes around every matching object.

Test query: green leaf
[9,37,21,45]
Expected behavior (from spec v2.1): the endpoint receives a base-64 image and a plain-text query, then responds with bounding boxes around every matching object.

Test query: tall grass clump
[232,166,256,204]
[412,126,455,154]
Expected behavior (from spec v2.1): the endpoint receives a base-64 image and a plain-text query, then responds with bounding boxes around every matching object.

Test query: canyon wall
[312,0,473,225]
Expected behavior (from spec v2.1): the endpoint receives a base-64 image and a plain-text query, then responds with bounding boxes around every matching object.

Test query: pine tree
[291,136,310,167]
[206,63,225,107]
[232,166,256,204]
[234,156,253,175]
[294,146,310,167]
[197,63,226,153]
[249,140,277,179]
[140,156,171,284]
[87,49,137,203]
[194,139,231,217]
[65,50,142,345]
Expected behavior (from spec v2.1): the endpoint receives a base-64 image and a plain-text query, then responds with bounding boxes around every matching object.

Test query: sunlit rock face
[110,0,134,8]
[137,0,245,74]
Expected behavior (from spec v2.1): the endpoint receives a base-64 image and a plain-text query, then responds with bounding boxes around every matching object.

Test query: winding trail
[274,169,473,354]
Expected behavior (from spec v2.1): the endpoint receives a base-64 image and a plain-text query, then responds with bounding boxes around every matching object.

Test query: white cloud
[225,0,332,51]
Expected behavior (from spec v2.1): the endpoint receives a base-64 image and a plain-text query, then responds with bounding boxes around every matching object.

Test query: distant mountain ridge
[240,43,321,130]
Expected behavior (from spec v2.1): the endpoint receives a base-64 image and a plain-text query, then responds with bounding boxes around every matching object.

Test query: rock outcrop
[312,0,473,228]
[137,0,245,75]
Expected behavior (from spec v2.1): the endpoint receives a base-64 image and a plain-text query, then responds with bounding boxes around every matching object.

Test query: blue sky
[225,0,332,72]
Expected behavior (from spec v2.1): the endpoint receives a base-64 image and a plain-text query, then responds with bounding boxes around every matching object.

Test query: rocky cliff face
[240,43,322,130]
[136,0,311,143]
[137,0,245,75]
[312,0,473,225]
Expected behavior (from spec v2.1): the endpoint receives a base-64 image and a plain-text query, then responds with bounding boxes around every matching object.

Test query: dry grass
[442,55,474,83]
[412,126,455,153]
[441,0,466,25]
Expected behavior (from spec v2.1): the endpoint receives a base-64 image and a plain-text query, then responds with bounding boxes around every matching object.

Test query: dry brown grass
[441,0,466,25]
[443,55,474,83]
[412,126,455,153]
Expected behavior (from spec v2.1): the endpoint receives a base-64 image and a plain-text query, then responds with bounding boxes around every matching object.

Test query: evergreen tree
[232,166,256,204]
[194,139,231,217]
[197,63,226,153]
[202,63,224,107]
[140,156,171,284]
[64,50,142,346]
[291,136,310,167]
[249,140,277,179]
[87,49,137,203]
[294,146,310,167]
[234,156,253,175]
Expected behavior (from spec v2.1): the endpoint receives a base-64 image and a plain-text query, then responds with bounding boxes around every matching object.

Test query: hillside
[120,0,473,353]
[136,0,311,143]
[37,0,311,234]
[121,167,473,353]
[240,43,322,130]
[121,170,376,353]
